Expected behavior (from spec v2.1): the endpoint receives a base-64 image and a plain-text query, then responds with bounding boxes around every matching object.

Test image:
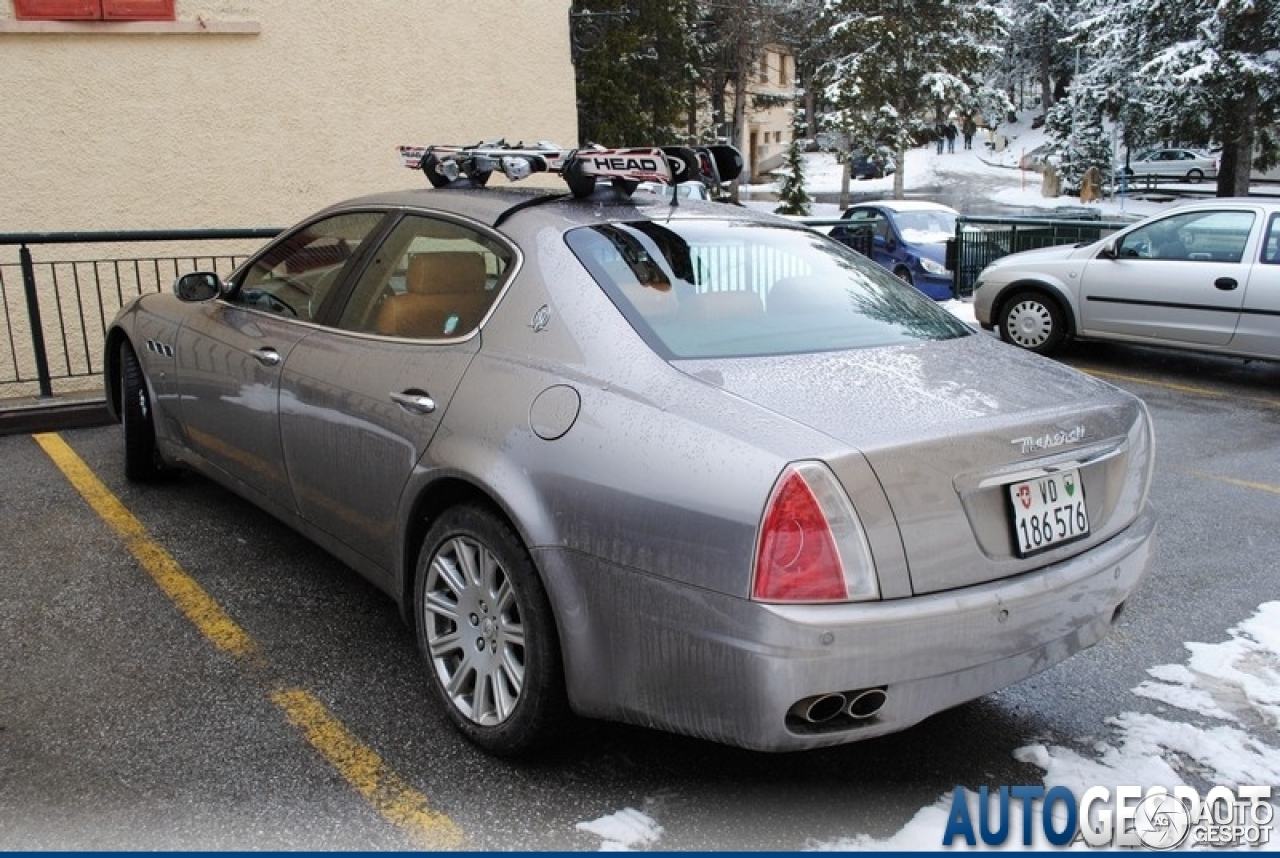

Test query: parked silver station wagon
[104,177,1156,755]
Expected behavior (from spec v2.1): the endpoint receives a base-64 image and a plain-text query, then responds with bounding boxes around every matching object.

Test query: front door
[174,307,311,514]
[173,210,388,513]
[1079,208,1255,346]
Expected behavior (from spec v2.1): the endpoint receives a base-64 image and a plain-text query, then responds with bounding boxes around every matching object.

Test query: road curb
[0,397,112,436]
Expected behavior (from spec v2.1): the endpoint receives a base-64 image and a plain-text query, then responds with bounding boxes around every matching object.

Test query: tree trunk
[1216,87,1257,197]
[728,35,751,200]
[893,143,907,199]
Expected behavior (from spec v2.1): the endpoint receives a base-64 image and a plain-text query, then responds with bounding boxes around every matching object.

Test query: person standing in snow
[944,122,957,154]
[962,117,976,150]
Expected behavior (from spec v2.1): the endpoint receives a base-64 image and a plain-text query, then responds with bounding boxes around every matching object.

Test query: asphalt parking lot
[1,341,1277,850]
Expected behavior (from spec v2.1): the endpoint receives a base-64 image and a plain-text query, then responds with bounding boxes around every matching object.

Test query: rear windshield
[564,219,972,359]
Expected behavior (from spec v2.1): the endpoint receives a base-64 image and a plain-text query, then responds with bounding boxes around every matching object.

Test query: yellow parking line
[273,688,467,849]
[33,431,465,848]
[33,432,257,658]
[1082,368,1280,409]
[1190,469,1280,495]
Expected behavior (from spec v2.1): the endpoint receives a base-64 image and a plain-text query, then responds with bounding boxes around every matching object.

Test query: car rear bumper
[536,503,1155,752]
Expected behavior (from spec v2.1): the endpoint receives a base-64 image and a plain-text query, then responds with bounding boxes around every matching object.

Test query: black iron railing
[800,214,1134,298]
[1,229,281,399]
[948,215,1133,296]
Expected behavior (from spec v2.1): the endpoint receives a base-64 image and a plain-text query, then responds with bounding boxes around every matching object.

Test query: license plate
[1007,469,1089,557]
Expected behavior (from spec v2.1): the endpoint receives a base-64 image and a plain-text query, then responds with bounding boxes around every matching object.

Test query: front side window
[1115,210,1256,263]
[337,214,514,339]
[566,220,971,360]
[831,209,881,256]
[236,211,386,321]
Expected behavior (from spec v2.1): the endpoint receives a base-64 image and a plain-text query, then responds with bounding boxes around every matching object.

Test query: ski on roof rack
[395,140,742,199]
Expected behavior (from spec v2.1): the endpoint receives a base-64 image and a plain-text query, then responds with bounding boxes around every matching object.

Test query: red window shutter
[13,0,101,19]
[101,0,174,19]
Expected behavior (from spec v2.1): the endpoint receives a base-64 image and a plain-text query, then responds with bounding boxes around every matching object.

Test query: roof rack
[395,140,742,199]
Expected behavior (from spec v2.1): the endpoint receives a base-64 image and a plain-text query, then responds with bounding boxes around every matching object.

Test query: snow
[576,603,1280,851]
[572,118,1279,850]
[575,807,664,850]
[899,228,954,244]
[742,115,1175,224]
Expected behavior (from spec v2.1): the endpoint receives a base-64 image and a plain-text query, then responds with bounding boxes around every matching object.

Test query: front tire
[894,266,914,288]
[120,341,169,482]
[414,505,568,756]
[999,290,1067,355]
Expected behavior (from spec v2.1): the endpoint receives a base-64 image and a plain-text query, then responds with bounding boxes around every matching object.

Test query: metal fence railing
[947,215,1133,296]
[800,213,1133,298]
[1,229,281,400]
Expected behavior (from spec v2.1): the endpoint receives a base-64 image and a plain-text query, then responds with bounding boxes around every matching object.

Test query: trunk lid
[676,334,1151,595]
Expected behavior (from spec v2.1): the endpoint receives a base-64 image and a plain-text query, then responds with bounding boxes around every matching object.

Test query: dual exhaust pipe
[789,687,887,725]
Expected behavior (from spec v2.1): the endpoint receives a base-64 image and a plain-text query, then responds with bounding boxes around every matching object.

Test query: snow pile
[576,807,664,851]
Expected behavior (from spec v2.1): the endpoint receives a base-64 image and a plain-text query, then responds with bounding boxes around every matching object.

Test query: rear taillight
[752,462,879,603]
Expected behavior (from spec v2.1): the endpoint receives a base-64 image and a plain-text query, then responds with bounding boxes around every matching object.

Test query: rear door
[277,212,515,572]
[1229,211,1280,358]
[1077,207,1255,346]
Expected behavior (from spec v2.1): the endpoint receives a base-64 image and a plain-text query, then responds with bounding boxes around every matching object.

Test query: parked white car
[972,198,1280,359]
[1123,148,1219,184]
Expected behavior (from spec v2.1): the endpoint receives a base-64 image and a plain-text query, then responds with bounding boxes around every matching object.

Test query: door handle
[249,347,281,367]
[390,390,436,414]
[1214,277,1238,291]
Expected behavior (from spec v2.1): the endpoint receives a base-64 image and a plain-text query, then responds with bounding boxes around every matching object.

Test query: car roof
[853,200,958,215]
[1165,196,1277,210]
[317,185,769,231]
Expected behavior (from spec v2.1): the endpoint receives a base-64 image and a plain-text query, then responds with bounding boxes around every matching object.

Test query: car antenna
[493,193,571,229]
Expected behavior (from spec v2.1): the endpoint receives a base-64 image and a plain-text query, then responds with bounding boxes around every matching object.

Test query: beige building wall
[0,0,579,231]
[732,44,795,181]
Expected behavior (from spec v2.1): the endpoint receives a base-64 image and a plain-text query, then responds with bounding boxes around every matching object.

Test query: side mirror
[1097,241,1118,260]
[174,271,222,302]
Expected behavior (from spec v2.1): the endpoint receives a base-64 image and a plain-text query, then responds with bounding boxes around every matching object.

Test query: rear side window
[337,214,514,338]
[565,220,971,359]
[1263,214,1280,265]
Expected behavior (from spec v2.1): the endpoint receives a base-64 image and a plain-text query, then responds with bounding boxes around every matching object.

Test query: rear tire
[1186,169,1204,184]
[414,505,568,757]
[120,341,169,482]
[999,290,1067,355]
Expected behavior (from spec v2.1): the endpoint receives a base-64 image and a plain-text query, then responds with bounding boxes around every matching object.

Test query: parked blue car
[829,200,958,300]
